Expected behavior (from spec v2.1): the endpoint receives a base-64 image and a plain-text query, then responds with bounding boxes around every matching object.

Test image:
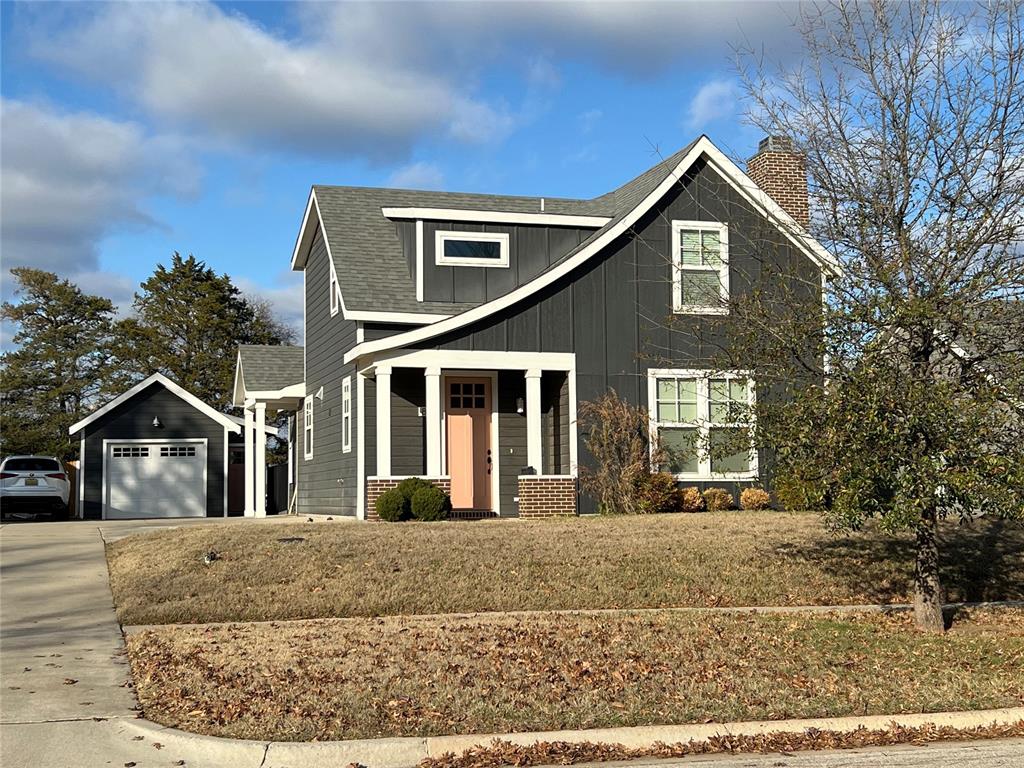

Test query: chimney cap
[757,135,796,153]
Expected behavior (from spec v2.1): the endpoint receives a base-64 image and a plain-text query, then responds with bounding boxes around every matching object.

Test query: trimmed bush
[635,472,682,514]
[375,488,407,522]
[411,485,451,521]
[703,487,734,511]
[679,486,706,513]
[740,487,772,511]
[395,477,435,504]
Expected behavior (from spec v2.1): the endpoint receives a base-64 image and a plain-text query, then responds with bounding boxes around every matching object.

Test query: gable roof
[236,345,305,391]
[345,135,841,364]
[292,185,614,320]
[69,373,240,435]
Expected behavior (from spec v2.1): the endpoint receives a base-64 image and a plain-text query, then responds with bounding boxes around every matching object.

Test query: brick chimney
[746,136,809,228]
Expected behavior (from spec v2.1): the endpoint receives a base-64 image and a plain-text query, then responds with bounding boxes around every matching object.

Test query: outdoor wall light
[152,416,162,428]
[515,397,524,415]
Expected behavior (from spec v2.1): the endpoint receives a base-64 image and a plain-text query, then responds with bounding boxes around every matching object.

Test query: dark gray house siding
[80,384,227,520]
[297,226,359,516]
[395,220,596,305]
[407,159,822,508]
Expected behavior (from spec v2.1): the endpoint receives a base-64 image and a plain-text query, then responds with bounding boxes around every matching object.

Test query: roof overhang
[69,373,241,435]
[381,207,611,228]
[344,136,843,366]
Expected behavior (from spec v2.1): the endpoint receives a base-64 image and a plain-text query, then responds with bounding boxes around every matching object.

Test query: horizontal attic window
[435,231,509,268]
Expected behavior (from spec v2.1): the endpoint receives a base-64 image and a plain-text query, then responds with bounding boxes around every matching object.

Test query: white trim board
[382,207,611,228]
[344,136,841,365]
[69,373,240,435]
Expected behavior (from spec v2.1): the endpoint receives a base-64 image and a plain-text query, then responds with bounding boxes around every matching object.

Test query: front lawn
[106,513,1024,625]
[125,608,1024,742]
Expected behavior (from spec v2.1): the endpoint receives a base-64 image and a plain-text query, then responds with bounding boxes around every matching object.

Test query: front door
[445,377,492,510]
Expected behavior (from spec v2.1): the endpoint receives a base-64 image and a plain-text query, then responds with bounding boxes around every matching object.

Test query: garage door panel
[106,442,207,519]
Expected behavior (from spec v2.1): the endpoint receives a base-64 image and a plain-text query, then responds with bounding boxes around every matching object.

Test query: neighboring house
[234,134,840,519]
[69,373,278,520]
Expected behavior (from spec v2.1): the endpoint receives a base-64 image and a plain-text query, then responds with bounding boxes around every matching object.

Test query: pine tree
[0,268,118,460]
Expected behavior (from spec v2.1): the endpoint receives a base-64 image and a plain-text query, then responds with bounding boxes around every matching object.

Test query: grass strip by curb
[418,720,1024,768]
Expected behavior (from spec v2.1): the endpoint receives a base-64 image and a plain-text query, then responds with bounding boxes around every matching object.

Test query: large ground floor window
[647,369,757,480]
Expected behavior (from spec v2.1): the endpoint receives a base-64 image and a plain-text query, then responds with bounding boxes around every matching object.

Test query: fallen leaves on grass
[419,721,1024,768]
[124,608,1024,742]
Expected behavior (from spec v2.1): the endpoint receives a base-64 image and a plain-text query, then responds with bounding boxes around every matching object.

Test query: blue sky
[1,1,801,335]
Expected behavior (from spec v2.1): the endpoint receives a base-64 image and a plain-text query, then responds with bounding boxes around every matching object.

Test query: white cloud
[685,78,741,131]
[235,272,305,343]
[0,99,199,279]
[388,162,445,190]
[579,108,603,134]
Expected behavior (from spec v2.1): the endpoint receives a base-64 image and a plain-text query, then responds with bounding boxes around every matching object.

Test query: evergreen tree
[117,253,294,409]
[0,268,118,460]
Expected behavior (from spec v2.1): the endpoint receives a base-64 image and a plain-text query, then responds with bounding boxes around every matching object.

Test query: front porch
[361,350,579,519]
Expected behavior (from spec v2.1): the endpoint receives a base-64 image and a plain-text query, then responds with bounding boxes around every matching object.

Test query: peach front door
[445,377,492,510]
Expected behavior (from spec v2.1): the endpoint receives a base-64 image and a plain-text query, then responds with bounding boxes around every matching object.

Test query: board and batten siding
[413,158,822,508]
[395,220,595,305]
[297,225,359,516]
[80,384,227,519]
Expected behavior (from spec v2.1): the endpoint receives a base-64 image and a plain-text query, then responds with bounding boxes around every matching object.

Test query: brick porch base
[517,475,578,518]
[365,476,451,520]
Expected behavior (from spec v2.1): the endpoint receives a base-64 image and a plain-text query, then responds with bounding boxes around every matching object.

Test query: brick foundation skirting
[366,476,451,520]
[517,475,578,518]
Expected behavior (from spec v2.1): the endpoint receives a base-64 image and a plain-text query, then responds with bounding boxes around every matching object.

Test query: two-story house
[232,135,839,519]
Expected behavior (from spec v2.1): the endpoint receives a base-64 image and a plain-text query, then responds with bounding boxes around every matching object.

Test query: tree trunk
[913,509,945,632]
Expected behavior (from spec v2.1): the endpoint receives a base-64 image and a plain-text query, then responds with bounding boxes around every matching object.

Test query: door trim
[441,371,499,515]
[101,438,208,520]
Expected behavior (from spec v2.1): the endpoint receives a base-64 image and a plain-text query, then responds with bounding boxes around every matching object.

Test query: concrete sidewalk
[1,519,1022,768]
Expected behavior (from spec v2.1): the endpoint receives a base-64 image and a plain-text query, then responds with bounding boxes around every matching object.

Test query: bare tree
[708,0,1024,631]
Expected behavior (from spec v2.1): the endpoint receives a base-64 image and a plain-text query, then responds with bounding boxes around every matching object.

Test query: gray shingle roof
[311,140,700,315]
[238,345,304,391]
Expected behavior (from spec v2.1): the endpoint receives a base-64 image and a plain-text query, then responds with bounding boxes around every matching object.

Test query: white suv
[0,456,71,520]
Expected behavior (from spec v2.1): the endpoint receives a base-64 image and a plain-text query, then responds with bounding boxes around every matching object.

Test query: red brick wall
[366,476,451,520]
[746,138,809,228]
[517,475,577,518]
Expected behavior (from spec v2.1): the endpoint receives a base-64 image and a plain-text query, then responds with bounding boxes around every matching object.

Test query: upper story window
[647,369,756,479]
[435,231,510,268]
[329,264,340,317]
[672,220,729,315]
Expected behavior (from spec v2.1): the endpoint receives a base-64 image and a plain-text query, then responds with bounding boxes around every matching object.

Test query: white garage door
[105,442,207,519]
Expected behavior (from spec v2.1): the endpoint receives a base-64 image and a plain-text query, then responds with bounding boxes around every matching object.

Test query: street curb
[122,708,1024,768]
[121,599,1024,635]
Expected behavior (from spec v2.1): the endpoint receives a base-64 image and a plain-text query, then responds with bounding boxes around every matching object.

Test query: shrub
[635,472,682,514]
[703,487,734,511]
[579,391,660,515]
[411,485,451,521]
[740,487,772,511]
[375,488,407,522]
[395,477,435,504]
[679,486,706,513]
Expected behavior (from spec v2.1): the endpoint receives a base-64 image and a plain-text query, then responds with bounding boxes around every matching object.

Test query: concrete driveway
[0,517,290,768]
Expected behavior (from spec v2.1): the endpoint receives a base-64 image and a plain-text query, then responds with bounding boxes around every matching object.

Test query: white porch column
[525,368,543,473]
[243,403,255,516]
[424,366,442,476]
[254,401,267,518]
[376,365,392,476]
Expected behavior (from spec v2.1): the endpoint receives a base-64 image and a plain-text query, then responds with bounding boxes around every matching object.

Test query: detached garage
[69,373,241,520]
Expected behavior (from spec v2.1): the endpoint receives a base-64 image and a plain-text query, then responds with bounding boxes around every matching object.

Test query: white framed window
[341,376,352,453]
[303,396,314,460]
[329,263,340,317]
[647,369,757,480]
[435,231,510,268]
[672,220,729,315]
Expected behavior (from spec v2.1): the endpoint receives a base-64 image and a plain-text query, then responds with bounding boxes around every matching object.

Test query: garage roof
[69,373,241,435]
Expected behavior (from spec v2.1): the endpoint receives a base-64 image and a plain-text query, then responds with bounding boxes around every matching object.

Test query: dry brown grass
[106,512,1024,626]
[125,608,1024,742]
